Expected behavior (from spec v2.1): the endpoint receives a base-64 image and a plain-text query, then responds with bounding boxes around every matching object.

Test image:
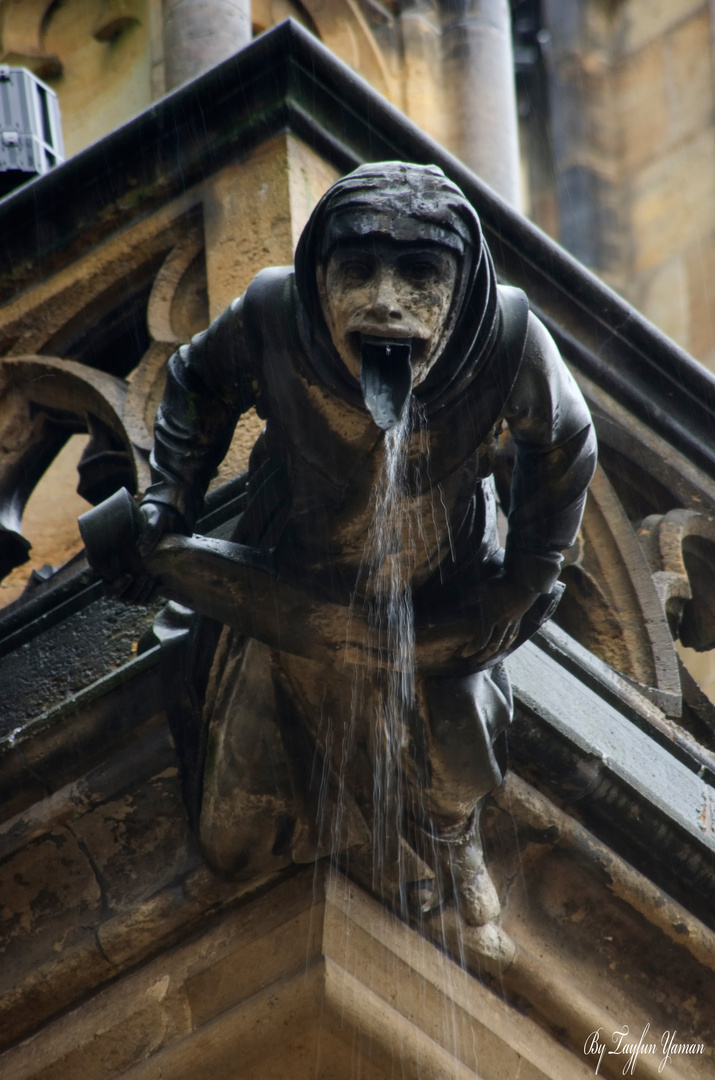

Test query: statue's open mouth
[359,336,413,430]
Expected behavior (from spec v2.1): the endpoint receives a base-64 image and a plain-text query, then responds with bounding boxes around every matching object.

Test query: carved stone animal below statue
[80,162,597,928]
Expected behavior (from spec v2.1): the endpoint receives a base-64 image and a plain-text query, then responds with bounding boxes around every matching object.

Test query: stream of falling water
[361,401,417,898]
[314,401,423,907]
[306,400,488,1077]
[329,400,475,1075]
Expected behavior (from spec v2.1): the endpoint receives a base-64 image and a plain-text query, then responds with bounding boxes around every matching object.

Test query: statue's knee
[200,796,297,878]
[422,666,513,805]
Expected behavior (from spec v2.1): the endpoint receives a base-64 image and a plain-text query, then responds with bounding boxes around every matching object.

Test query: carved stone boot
[417,805,500,927]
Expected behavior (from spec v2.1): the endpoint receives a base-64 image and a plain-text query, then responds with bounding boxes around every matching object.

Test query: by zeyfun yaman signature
[584,1024,705,1075]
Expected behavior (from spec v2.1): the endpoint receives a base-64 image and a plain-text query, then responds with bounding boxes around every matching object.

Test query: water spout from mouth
[344,402,421,902]
[360,336,413,430]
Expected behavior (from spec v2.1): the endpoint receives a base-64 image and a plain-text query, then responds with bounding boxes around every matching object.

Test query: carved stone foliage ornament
[78,162,598,931]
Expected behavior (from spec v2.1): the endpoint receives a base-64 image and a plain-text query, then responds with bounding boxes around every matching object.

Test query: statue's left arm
[142,296,258,534]
[111,297,258,601]
[477,312,597,657]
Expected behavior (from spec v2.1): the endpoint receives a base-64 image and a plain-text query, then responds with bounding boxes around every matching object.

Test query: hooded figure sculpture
[91,163,597,927]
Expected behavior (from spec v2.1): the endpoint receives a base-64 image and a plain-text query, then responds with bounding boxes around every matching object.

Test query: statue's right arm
[138,295,259,551]
[466,313,596,661]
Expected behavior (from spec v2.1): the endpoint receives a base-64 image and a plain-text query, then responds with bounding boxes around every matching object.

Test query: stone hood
[293,160,503,418]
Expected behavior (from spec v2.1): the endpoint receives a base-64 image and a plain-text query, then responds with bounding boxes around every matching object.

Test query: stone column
[400,1,445,146]
[540,0,620,279]
[441,0,522,210]
[163,0,252,90]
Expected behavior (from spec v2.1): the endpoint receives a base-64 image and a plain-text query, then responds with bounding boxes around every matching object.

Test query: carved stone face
[317,238,459,388]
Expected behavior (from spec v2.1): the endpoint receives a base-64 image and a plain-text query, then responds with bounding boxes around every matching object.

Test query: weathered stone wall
[523,0,715,374]
[5,0,715,374]
[1,713,713,1079]
[0,0,158,156]
[517,0,715,701]
[614,0,715,366]
[1,0,524,196]
[0,129,336,606]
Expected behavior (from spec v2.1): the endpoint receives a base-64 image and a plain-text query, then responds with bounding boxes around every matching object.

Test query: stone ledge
[2,732,714,1075]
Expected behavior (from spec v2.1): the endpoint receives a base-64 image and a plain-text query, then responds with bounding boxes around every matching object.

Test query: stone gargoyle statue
[80,162,597,930]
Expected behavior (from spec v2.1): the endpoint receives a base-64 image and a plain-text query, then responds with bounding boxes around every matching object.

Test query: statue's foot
[416,807,501,927]
[408,849,500,925]
[452,839,501,926]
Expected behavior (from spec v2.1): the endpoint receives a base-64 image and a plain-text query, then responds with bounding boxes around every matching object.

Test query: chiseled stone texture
[34,0,153,157]
[686,232,715,361]
[69,770,196,913]
[615,16,715,174]
[0,745,201,1049]
[202,132,339,318]
[0,827,102,976]
[202,132,339,490]
[0,868,596,1080]
[0,596,161,731]
[1,753,713,1079]
[537,0,715,378]
[635,254,690,349]
[629,128,715,274]
[614,0,708,55]
[610,1,715,371]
